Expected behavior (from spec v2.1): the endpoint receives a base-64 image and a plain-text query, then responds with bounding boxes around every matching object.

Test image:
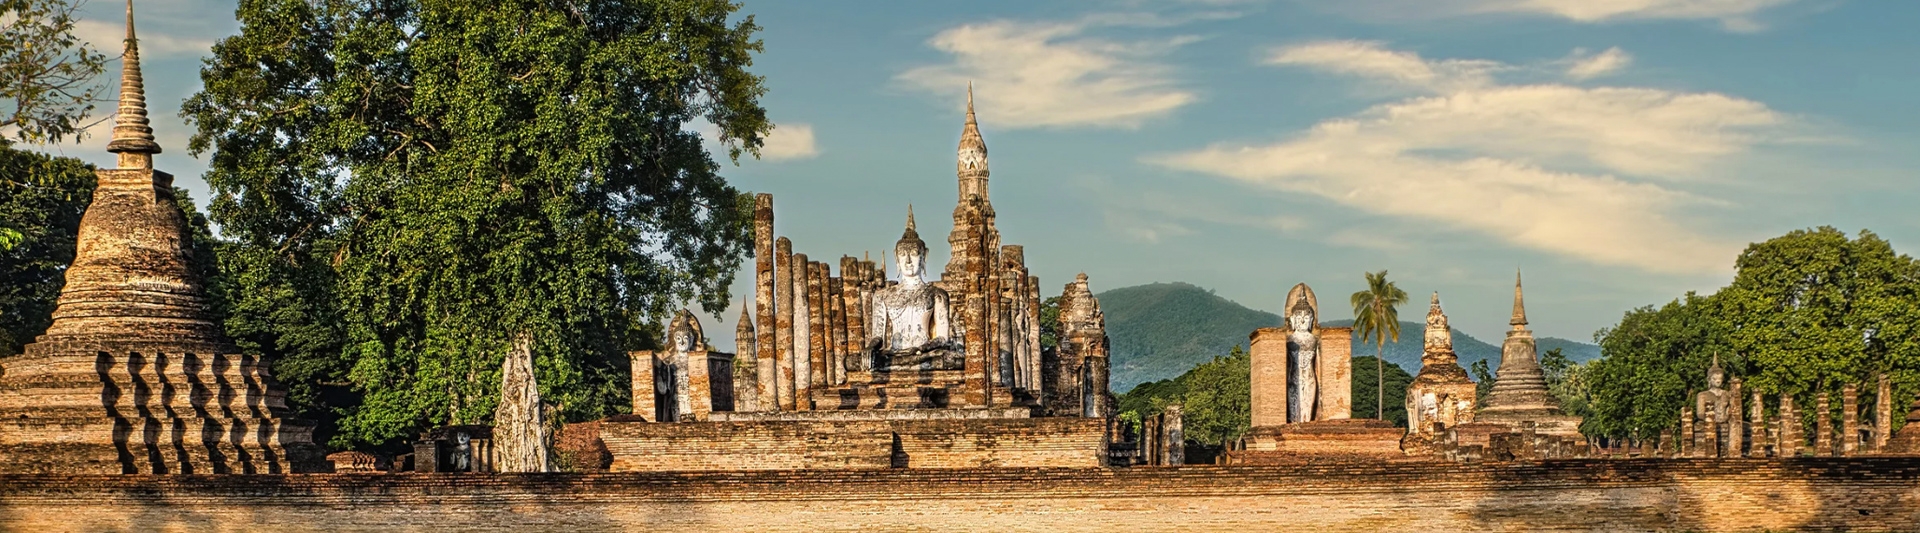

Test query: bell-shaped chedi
[1471,271,1583,437]
[0,0,324,474]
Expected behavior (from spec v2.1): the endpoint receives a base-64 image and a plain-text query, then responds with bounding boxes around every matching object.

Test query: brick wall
[601,417,1106,471]
[1,459,1918,531]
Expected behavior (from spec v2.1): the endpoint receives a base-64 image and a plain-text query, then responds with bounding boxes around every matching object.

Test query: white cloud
[1317,0,1799,31]
[1152,42,1787,274]
[760,123,819,161]
[1564,47,1634,80]
[1266,40,1502,93]
[896,20,1197,129]
[73,18,216,59]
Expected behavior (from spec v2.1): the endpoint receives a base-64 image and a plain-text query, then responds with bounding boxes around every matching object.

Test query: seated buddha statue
[853,207,962,372]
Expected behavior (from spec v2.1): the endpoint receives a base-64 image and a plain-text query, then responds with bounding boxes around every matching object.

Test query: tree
[1470,359,1493,403]
[184,0,771,448]
[1179,346,1250,445]
[1719,227,1920,431]
[0,141,91,354]
[1585,294,1729,439]
[1350,269,1407,419]
[1540,347,1592,421]
[1349,356,1413,426]
[1,0,108,145]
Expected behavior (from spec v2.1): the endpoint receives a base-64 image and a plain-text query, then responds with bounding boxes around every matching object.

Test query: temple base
[1225,419,1408,464]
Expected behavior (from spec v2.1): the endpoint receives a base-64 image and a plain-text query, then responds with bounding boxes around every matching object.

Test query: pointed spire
[1431,291,1441,308]
[966,81,977,125]
[896,204,924,249]
[736,298,753,331]
[1510,269,1529,328]
[106,0,161,163]
[906,204,916,232]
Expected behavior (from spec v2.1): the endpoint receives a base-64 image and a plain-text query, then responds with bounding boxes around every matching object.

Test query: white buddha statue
[857,207,961,371]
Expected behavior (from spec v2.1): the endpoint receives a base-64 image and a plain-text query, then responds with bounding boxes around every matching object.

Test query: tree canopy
[1584,227,1920,439]
[183,0,771,448]
[0,141,92,354]
[1,0,107,145]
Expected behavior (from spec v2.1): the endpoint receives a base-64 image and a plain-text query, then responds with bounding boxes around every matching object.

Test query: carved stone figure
[668,314,698,420]
[1285,283,1320,423]
[858,207,962,371]
[1696,355,1733,426]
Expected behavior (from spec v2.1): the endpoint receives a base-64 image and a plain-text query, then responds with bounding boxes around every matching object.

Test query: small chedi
[1227,283,1401,463]
[0,2,324,474]
[604,87,1114,471]
[1400,292,1477,454]
[1461,272,1583,439]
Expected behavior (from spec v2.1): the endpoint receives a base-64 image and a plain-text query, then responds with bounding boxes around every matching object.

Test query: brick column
[752,194,776,413]
[775,242,796,412]
[1681,406,1695,457]
[687,349,712,421]
[824,275,843,390]
[1815,392,1832,456]
[1875,373,1893,453]
[1780,395,1800,457]
[1842,384,1860,456]
[630,351,656,420]
[1748,391,1765,458]
[1249,328,1289,427]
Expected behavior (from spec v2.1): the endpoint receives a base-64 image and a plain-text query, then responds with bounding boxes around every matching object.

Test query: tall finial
[897,204,924,251]
[1510,269,1529,328]
[960,81,975,125]
[906,204,916,232]
[106,0,161,165]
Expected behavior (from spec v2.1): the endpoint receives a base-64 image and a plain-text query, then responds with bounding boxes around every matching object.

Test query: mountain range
[1099,282,1602,392]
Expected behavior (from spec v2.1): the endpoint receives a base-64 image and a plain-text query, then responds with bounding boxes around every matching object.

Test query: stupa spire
[1510,269,1529,328]
[106,0,161,165]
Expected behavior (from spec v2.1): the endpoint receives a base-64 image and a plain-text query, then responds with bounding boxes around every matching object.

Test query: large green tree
[0,142,92,354]
[1,0,110,248]
[1585,227,1920,440]
[1350,270,1407,419]
[184,0,771,448]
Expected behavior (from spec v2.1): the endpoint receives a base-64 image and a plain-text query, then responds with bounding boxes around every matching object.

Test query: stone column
[775,241,797,412]
[839,256,861,386]
[1729,378,1745,456]
[1703,413,1720,458]
[1681,406,1695,457]
[753,194,776,413]
[1317,326,1354,420]
[964,290,990,407]
[1816,392,1832,456]
[630,351,657,420]
[822,275,841,390]
[687,348,713,421]
[1026,274,1042,396]
[802,261,825,410]
[1875,373,1893,453]
[1780,395,1800,457]
[1159,404,1175,465]
[1842,383,1860,456]
[1748,391,1765,458]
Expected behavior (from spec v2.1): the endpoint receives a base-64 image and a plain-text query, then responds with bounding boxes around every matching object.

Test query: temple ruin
[1401,292,1478,455]
[1226,283,1402,463]
[606,87,1113,470]
[1464,272,1584,438]
[0,2,325,474]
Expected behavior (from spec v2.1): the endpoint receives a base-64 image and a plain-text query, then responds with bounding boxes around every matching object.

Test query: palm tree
[1350,270,1408,420]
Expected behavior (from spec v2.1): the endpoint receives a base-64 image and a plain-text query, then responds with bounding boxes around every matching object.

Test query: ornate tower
[0,1,325,474]
[943,84,1004,406]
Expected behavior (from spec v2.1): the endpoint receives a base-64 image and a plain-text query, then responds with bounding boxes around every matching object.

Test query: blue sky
[38,0,1920,348]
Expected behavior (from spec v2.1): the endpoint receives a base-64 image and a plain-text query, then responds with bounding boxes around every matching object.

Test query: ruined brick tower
[0,1,325,474]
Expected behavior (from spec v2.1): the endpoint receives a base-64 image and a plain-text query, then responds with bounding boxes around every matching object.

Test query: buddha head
[895,206,928,281]
[667,310,699,354]
[1706,354,1725,390]
[1287,298,1315,333]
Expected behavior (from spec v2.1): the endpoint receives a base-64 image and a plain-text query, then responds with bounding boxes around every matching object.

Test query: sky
[34,0,1920,349]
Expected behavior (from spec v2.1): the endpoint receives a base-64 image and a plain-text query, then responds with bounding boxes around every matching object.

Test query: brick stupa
[1465,271,1582,438]
[1400,292,1478,455]
[0,1,325,474]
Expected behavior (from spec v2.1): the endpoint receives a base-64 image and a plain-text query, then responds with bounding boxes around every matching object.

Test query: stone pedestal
[1232,419,1406,463]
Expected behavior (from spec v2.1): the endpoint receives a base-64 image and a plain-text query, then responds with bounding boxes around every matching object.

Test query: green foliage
[1470,359,1493,403]
[1586,227,1920,438]
[1179,346,1250,445]
[184,0,771,448]
[1541,347,1593,421]
[0,141,91,355]
[1038,296,1060,353]
[1350,355,1412,427]
[1116,346,1250,446]
[1585,294,1728,438]
[1350,270,1408,419]
[0,0,108,145]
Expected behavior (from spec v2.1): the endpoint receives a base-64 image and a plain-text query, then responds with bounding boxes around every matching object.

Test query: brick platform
[3,459,1920,531]
[601,416,1106,471]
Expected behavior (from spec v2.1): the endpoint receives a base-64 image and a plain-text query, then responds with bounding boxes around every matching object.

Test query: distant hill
[1099,282,1600,391]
